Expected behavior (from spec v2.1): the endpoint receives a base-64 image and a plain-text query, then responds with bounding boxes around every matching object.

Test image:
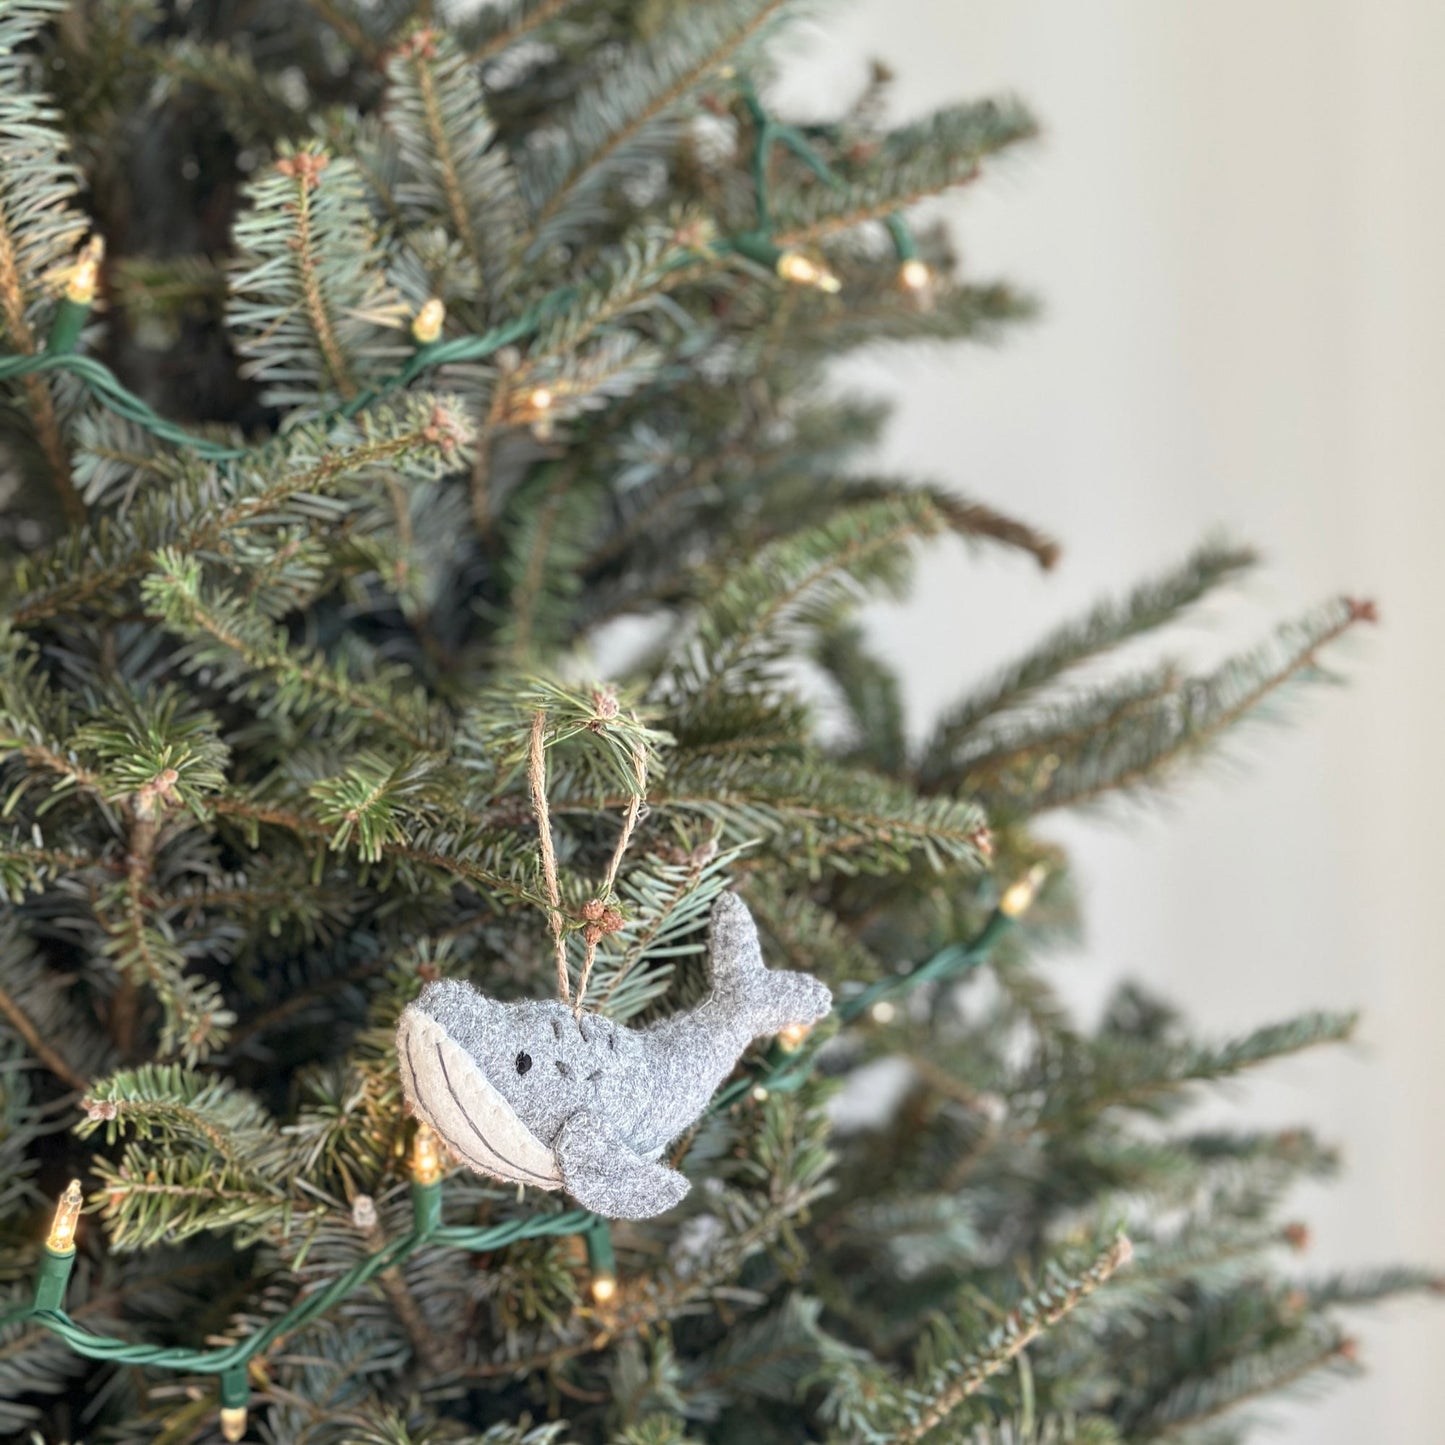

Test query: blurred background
[781,2,1445,1440]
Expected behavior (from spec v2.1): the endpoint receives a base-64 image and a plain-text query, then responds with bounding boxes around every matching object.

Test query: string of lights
[0,74,973,1441]
[2,878,1041,1438]
[0,86,931,484]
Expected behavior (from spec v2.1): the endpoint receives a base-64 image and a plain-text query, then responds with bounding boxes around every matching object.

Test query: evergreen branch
[896,1238,1132,1443]
[415,52,484,274]
[100,861,235,1066]
[532,226,700,362]
[0,0,88,524]
[1146,1331,1355,1439]
[295,163,356,399]
[309,753,442,862]
[12,402,466,627]
[0,834,106,900]
[500,466,584,663]
[140,551,442,753]
[0,734,105,799]
[925,490,1060,570]
[594,843,740,1013]
[466,0,580,63]
[527,0,790,242]
[1038,1012,1358,1130]
[922,539,1256,786]
[88,1158,297,1251]
[775,278,1036,358]
[966,597,1376,818]
[385,29,527,307]
[674,494,951,713]
[78,1065,277,1168]
[656,759,991,874]
[228,143,408,409]
[211,796,545,909]
[1304,1267,1445,1309]
[839,479,1057,569]
[772,99,1037,248]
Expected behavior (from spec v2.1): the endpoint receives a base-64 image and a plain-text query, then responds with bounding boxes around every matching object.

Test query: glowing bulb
[529,386,554,412]
[220,1405,248,1442]
[998,864,1049,919]
[869,1000,896,1025]
[591,1272,617,1304]
[750,1084,769,1103]
[411,297,445,345]
[776,251,841,294]
[65,237,104,305]
[410,1122,443,1185]
[777,1022,810,1053]
[47,1179,83,1253]
[899,258,932,293]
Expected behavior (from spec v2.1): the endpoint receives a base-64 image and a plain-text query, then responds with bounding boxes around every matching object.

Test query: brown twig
[529,709,569,1003]
[110,801,160,1059]
[468,0,578,63]
[364,1217,459,1373]
[0,980,88,1090]
[0,219,84,526]
[469,385,508,539]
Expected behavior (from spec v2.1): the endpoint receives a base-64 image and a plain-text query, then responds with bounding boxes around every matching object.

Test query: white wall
[781,3,1445,1440]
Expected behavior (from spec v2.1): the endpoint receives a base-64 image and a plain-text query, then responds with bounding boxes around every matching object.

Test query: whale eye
[515,1051,532,1076]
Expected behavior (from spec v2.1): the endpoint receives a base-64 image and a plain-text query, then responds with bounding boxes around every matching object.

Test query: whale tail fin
[708,892,832,1037]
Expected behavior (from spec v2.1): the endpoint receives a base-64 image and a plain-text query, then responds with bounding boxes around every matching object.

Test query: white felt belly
[397,1009,561,1190]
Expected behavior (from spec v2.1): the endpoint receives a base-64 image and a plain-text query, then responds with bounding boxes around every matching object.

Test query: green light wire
[0,75,975,1404]
[0,899,1023,1384]
[0,1202,595,1374]
[0,81,920,485]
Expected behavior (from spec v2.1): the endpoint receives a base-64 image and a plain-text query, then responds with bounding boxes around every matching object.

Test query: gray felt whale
[396,893,832,1219]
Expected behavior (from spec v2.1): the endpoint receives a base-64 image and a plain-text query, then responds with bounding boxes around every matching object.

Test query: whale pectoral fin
[555,1110,689,1220]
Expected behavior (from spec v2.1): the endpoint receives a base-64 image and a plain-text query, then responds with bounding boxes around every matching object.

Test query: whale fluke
[707,892,832,1037]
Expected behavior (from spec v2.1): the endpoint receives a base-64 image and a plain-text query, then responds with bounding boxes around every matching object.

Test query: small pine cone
[581,898,606,923]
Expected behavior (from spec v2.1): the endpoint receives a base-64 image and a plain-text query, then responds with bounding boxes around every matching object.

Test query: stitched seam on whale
[433,1040,558,1186]
[401,1028,510,1177]
[401,1022,557,1186]
[401,1028,532,1180]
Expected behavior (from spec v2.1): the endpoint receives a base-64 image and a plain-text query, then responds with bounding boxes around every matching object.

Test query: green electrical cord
[0,77,975,1430]
[0,84,921,485]
[0,884,1034,1438]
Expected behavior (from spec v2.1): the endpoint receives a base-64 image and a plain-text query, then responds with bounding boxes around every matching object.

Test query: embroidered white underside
[397,1009,562,1190]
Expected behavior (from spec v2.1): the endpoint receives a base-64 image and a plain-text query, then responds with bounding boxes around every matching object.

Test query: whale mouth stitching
[401,1026,556,1186]
[401,1031,507,1177]
[432,1040,558,1186]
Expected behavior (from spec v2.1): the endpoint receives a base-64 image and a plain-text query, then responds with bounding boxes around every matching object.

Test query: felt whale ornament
[396,892,832,1219]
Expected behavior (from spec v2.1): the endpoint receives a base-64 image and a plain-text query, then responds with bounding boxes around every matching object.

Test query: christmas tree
[0,2,1435,1441]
